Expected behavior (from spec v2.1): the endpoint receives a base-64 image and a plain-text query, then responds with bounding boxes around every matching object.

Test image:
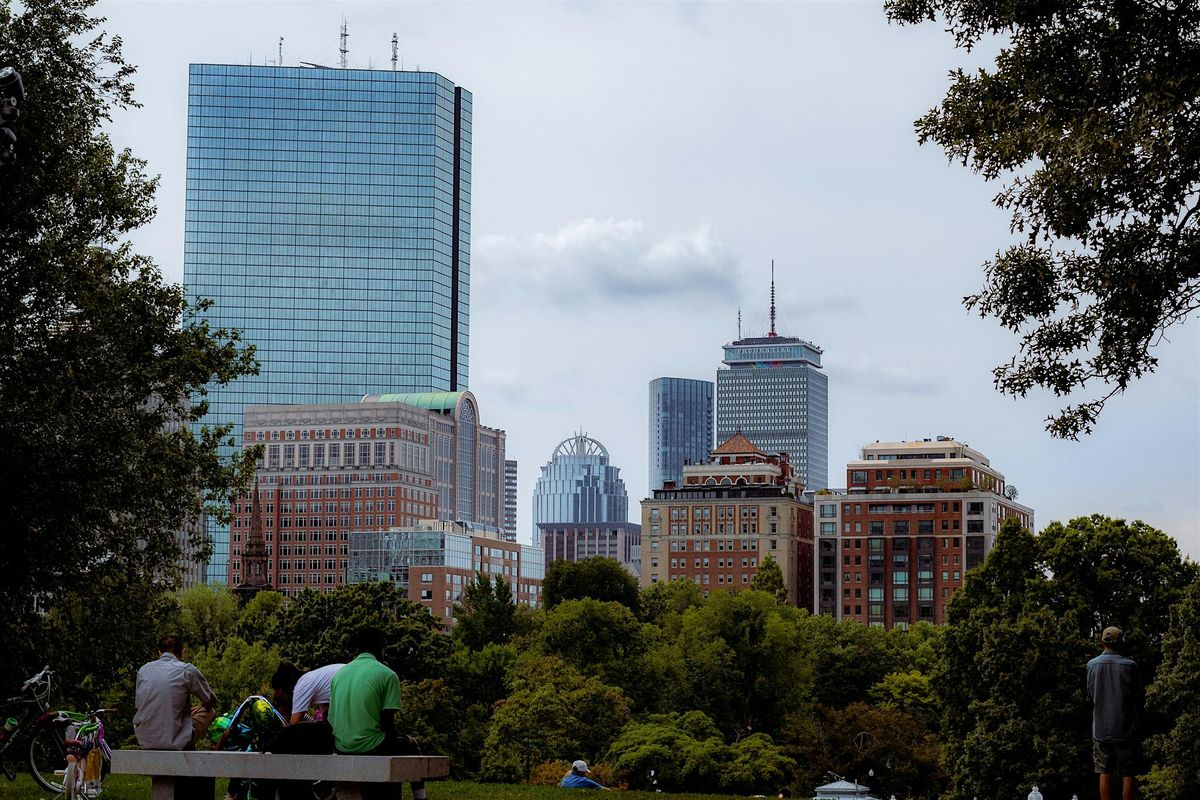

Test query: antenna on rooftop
[278,36,284,67]
[339,17,349,68]
[391,33,398,71]
[769,259,777,337]
[737,307,742,339]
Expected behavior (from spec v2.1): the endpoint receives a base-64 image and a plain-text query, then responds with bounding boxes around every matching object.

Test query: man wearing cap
[1087,626,1143,800]
[560,760,607,790]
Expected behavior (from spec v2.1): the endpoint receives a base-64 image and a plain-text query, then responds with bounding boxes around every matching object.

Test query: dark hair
[271,661,303,691]
[158,633,184,655]
[349,626,386,656]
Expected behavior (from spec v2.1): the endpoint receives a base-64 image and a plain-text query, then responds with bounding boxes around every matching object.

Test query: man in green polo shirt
[329,626,425,800]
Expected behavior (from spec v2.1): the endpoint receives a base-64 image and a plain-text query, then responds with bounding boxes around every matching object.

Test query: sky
[95,0,1200,559]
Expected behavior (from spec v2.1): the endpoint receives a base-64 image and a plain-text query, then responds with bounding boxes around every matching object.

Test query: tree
[533,598,653,700]
[480,655,630,782]
[935,516,1196,800]
[542,557,640,612]
[453,572,517,650]
[607,711,796,795]
[271,583,450,683]
[190,636,280,712]
[0,0,257,683]
[177,584,239,650]
[886,0,1200,438]
[751,555,788,603]
[673,590,812,736]
[1143,577,1200,800]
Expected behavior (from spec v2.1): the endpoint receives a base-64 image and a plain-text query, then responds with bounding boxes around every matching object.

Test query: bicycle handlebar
[20,665,52,694]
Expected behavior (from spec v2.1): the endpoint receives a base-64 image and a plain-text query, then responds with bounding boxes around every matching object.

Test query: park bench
[110,749,450,800]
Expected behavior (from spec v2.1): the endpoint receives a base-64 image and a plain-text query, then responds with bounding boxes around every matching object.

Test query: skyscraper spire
[769,259,777,337]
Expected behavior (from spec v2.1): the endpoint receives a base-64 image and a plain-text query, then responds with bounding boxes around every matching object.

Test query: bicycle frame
[0,666,51,776]
[58,709,112,800]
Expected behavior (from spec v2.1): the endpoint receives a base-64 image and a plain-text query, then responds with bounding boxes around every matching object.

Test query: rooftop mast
[391,33,398,70]
[769,259,777,337]
[339,18,349,69]
[278,36,284,67]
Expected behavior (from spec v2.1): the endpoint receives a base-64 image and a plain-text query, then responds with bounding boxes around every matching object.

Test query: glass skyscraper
[715,335,828,490]
[531,434,629,545]
[184,64,472,581]
[648,377,714,492]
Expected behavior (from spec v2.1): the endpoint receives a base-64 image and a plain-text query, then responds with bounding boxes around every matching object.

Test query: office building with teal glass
[648,377,713,492]
[185,63,472,582]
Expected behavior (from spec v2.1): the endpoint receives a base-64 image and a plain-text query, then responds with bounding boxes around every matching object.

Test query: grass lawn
[0,774,757,800]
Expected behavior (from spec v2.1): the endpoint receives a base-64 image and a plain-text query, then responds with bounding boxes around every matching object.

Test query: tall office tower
[639,433,814,609]
[648,377,714,493]
[185,64,472,582]
[531,434,628,545]
[813,437,1034,628]
[231,391,506,594]
[503,460,518,541]
[715,274,828,490]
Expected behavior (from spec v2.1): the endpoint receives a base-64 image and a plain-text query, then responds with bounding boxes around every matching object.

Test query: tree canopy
[886,0,1200,438]
[0,0,257,688]
[541,557,640,612]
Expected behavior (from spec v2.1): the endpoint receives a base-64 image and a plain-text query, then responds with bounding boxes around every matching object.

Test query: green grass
[0,774,754,799]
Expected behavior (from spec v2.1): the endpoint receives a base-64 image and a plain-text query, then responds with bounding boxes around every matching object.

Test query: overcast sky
[96,0,1200,559]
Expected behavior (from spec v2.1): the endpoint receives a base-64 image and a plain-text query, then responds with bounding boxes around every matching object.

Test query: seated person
[561,760,607,790]
[272,660,345,724]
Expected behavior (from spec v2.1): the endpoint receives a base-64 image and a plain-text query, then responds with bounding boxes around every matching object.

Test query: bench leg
[334,784,364,800]
[150,776,175,800]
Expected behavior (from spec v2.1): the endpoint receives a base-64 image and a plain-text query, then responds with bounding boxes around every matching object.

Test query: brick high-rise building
[813,437,1034,628]
[229,391,506,594]
[639,433,814,608]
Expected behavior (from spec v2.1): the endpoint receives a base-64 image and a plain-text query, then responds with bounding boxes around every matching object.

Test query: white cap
[572,760,590,774]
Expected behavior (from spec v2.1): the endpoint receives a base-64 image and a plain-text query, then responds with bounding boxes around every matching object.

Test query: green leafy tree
[1143,577,1200,800]
[542,557,640,612]
[608,711,795,794]
[453,572,517,650]
[177,584,240,650]
[751,555,788,603]
[190,636,280,711]
[869,669,939,726]
[794,612,908,709]
[638,577,705,628]
[236,590,284,644]
[480,655,630,782]
[936,516,1196,800]
[885,0,1200,438]
[782,702,946,800]
[271,582,450,683]
[0,0,258,685]
[673,590,812,735]
[533,598,653,701]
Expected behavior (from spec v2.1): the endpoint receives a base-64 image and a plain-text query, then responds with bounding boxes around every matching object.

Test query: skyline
[96,1,1199,559]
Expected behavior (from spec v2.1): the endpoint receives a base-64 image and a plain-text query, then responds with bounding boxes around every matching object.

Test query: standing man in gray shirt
[1087,626,1142,800]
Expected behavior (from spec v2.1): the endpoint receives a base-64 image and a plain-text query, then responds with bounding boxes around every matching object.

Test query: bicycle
[57,709,112,799]
[0,665,112,796]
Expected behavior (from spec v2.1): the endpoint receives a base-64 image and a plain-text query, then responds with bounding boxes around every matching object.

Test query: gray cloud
[475,218,738,304]
[825,354,941,396]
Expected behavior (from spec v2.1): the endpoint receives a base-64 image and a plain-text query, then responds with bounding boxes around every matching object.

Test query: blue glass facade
[185,64,471,582]
[531,434,629,545]
[648,377,714,492]
[715,336,829,490]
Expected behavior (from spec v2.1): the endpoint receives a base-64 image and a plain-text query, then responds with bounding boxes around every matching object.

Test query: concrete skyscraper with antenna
[715,263,828,490]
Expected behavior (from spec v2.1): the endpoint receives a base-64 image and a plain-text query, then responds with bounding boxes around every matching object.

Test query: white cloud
[475,218,738,304]
[825,354,940,396]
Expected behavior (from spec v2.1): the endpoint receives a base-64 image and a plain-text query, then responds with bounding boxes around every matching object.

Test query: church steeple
[235,480,272,602]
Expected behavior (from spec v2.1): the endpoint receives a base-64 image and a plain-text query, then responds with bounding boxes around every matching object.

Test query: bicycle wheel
[62,759,79,800]
[27,717,69,793]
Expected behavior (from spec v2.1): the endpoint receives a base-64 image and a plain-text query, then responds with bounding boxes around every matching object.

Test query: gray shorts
[1093,739,1140,776]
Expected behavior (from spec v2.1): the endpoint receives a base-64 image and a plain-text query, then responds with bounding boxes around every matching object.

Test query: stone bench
[110,749,450,800]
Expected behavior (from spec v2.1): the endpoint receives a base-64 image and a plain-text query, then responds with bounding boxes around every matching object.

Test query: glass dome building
[531,434,629,545]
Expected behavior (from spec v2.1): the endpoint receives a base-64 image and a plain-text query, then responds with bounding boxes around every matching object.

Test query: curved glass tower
[531,434,629,545]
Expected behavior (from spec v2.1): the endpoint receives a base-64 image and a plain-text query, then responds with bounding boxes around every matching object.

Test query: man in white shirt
[271,661,345,724]
[133,634,218,750]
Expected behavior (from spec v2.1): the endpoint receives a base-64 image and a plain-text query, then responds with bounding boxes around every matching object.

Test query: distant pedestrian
[560,760,607,790]
[1087,626,1143,800]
